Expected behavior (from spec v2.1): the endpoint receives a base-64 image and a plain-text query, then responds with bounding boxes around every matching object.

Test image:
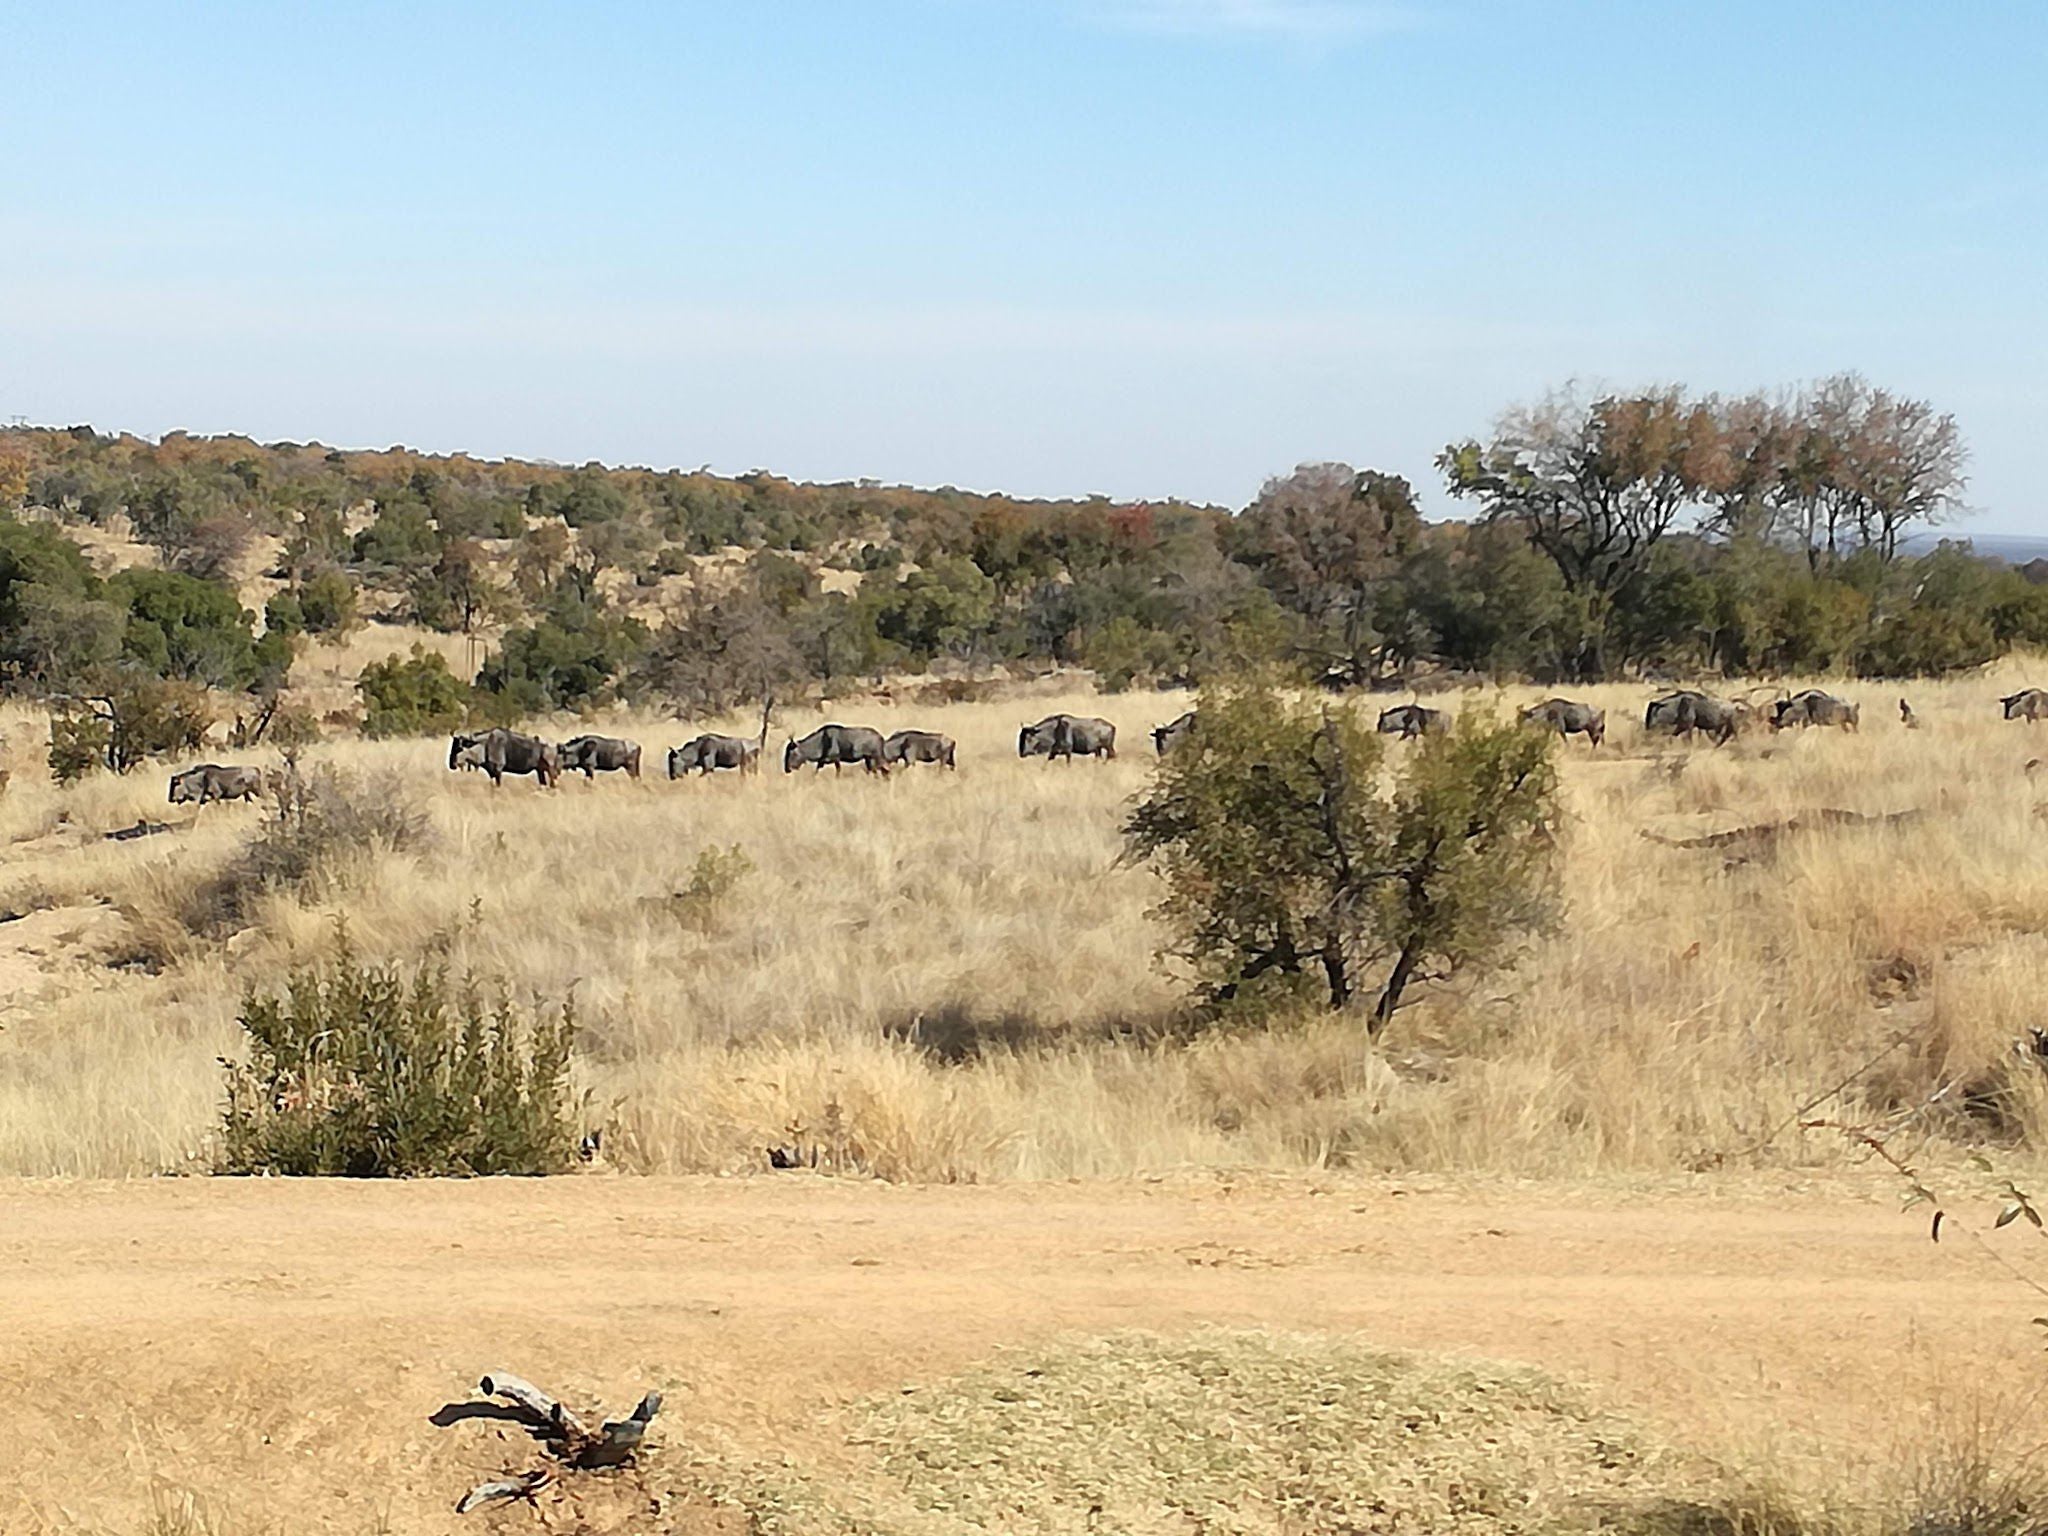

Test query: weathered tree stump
[447,1370,664,1514]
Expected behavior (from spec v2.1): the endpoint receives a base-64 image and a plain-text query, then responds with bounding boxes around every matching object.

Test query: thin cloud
[1082,0,1422,41]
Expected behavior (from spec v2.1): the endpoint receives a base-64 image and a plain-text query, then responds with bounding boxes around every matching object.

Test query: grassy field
[5,644,2048,1183]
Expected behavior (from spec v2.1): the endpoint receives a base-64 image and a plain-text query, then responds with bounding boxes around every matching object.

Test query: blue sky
[2,1,2043,531]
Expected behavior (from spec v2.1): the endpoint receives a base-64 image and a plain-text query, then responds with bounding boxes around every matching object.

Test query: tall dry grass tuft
[6,654,2048,1178]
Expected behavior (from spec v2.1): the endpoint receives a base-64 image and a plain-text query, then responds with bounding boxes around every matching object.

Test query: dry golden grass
[5,650,2048,1182]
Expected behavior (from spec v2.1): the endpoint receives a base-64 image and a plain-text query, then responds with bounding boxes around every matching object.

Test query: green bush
[357,645,472,737]
[219,940,580,1177]
[1125,678,1558,1029]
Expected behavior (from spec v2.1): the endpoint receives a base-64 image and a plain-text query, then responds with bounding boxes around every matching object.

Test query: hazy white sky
[3,2,2043,531]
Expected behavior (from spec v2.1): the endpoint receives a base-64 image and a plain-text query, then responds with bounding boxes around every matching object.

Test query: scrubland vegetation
[5,658,2048,1187]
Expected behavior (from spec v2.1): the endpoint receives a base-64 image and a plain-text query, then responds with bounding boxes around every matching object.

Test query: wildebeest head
[668,746,685,779]
[1017,725,1033,758]
[448,732,480,770]
[167,770,196,804]
[782,738,800,773]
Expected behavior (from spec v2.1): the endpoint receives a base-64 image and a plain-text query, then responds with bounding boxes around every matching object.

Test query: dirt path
[2,1173,2037,1533]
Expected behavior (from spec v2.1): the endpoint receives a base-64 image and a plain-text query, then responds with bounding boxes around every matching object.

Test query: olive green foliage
[219,940,579,1177]
[0,400,2033,710]
[1126,681,1557,1026]
[357,645,473,737]
[110,568,286,689]
[263,569,358,641]
[47,668,214,781]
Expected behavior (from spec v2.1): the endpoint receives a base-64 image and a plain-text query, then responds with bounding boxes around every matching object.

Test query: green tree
[47,667,214,780]
[110,568,281,689]
[1125,680,1557,1028]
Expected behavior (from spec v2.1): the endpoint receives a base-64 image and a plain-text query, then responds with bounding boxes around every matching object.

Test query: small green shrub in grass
[219,940,579,1177]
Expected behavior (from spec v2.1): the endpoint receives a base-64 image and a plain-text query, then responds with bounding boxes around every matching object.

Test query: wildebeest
[1770,689,1860,732]
[1375,704,1447,740]
[667,734,760,777]
[1152,711,1196,755]
[2002,688,2048,723]
[558,734,643,780]
[1643,689,1749,745]
[451,728,560,788]
[1899,698,1919,729]
[168,764,263,805]
[1018,714,1117,762]
[1518,697,1605,748]
[784,723,889,775]
[883,729,956,769]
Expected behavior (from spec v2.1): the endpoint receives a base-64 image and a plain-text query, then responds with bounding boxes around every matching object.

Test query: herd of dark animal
[156,689,2048,802]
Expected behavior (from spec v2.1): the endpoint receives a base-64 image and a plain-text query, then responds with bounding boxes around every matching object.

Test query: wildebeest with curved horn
[668,734,760,777]
[784,723,889,775]
[1643,690,1742,745]
[450,728,560,788]
[1153,710,1196,755]
[1518,697,1605,748]
[1770,689,1859,732]
[1018,714,1117,762]
[168,763,264,805]
[1375,703,1447,740]
[883,729,956,769]
[558,734,643,780]
[2002,688,2048,723]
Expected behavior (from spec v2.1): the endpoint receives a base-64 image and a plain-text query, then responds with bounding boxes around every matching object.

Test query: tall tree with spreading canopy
[1440,388,1723,677]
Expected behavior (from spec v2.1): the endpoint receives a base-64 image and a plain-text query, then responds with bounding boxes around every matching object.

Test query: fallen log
[1642,808,1925,853]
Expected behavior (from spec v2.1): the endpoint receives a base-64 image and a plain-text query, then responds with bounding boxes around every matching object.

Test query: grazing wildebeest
[168,764,264,805]
[1771,689,1860,732]
[1375,703,1447,740]
[2002,688,2048,723]
[1899,698,1920,730]
[783,724,889,775]
[449,737,487,771]
[1152,710,1196,755]
[1519,697,1605,748]
[667,734,760,777]
[451,728,560,788]
[883,729,956,769]
[558,734,643,781]
[1018,714,1117,762]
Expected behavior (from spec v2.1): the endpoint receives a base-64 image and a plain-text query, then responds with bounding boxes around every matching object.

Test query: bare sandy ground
[3,1172,2039,1533]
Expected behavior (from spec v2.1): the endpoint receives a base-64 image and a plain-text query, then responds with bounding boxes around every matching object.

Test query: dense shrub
[357,645,472,737]
[263,570,358,642]
[219,941,580,1177]
[1126,679,1558,1027]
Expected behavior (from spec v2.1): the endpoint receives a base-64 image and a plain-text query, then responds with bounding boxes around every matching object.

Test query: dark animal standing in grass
[1152,711,1196,755]
[1375,704,1447,740]
[1899,699,1919,729]
[451,729,560,788]
[784,724,889,775]
[883,729,956,769]
[1018,714,1117,762]
[2002,688,2048,723]
[1518,698,1605,748]
[168,764,264,805]
[1643,690,1742,745]
[1770,689,1860,732]
[667,734,759,777]
[558,734,643,781]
